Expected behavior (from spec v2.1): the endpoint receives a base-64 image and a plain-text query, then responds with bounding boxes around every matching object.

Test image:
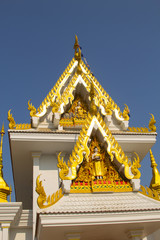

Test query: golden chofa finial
[74,35,82,75]
[0,123,11,202]
[74,35,79,60]
[149,149,160,193]
[90,80,97,115]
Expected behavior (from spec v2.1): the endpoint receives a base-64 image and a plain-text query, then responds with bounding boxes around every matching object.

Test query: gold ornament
[149,113,156,132]
[58,113,140,182]
[139,185,160,201]
[131,152,141,179]
[127,126,149,133]
[8,110,16,129]
[71,137,132,193]
[105,101,113,115]
[90,81,97,115]
[8,110,31,130]
[0,124,12,202]
[122,104,130,121]
[127,114,157,133]
[57,153,70,179]
[59,97,88,127]
[36,175,63,209]
[149,149,160,193]
[51,100,59,113]
[28,100,37,117]
[74,35,79,60]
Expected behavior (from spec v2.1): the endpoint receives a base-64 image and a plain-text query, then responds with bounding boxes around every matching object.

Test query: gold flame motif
[36,175,63,209]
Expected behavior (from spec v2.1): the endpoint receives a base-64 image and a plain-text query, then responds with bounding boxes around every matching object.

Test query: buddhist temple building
[0,36,160,240]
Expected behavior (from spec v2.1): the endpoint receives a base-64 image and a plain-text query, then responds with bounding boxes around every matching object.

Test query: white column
[127,230,144,240]
[32,152,41,240]
[1,223,10,240]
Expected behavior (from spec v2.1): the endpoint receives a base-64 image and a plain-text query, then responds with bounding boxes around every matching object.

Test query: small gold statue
[74,101,86,119]
[92,146,104,179]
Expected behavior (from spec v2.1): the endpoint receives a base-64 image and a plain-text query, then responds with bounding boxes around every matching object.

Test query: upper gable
[28,37,130,132]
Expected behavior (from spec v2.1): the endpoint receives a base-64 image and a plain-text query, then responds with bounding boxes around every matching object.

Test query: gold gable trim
[29,58,76,117]
[8,110,31,130]
[51,68,129,123]
[70,137,133,193]
[27,53,130,122]
[57,113,141,181]
[127,114,156,133]
[139,185,160,201]
[81,60,129,121]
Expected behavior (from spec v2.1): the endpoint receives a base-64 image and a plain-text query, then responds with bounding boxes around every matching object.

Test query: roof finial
[74,35,79,60]
[149,149,160,193]
[0,123,12,202]
[74,35,82,74]
[90,80,97,115]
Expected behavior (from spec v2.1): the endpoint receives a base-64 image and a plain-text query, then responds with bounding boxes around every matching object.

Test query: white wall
[39,154,59,195]
[10,228,32,240]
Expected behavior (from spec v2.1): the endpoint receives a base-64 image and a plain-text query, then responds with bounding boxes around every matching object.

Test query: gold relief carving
[36,175,63,209]
[57,114,92,180]
[51,64,127,123]
[96,113,141,180]
[8,110,31,130]
[149,113,156,132]
[71,137,132,193]
[59,97,88,127]
[122,104,130,121]
[139,185,160,201]
[36,58,75,116]
[50,99,59,113]
[80,60,125,119]
[57,113,140,182]
[28,100,37,117]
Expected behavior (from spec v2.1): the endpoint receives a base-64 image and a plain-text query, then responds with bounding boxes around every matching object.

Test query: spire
[90,80,97,115]
[74,35,79,60]
[74,35,82,74]
[0,123,5,177]
[149,149,160,193]
[0,123,11,202]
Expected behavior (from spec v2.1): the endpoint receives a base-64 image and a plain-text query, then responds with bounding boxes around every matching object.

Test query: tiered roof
[6,36,160,211]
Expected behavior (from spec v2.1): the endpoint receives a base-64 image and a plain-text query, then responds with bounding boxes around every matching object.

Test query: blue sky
[0,1,160,202]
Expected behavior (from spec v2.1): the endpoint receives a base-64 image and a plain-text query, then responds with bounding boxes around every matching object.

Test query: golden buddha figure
[74,101,86,119]
[92,146,105,179]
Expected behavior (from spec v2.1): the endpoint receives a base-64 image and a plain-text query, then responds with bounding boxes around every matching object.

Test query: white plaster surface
[10,229,32,240]
[39,154,59,195]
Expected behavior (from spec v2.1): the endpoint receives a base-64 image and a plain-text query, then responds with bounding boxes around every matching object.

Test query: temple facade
[0,36,160,240]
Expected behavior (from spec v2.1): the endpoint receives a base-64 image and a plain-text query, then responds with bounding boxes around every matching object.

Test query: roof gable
[57,112,141,193]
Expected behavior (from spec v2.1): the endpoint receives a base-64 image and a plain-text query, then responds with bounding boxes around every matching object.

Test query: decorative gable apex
[27,36,130,131]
